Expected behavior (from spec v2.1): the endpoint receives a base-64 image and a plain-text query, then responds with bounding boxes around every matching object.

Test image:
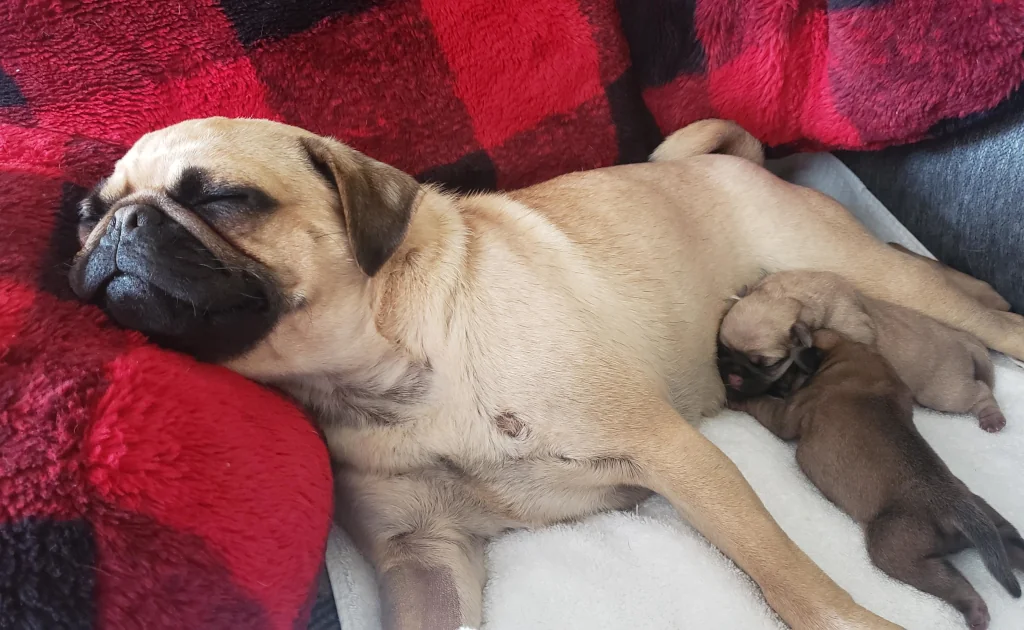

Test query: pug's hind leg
[747,190,1024,360]
[839,248,1024,361]
[378,536,485,630]
[886,243,1011,312]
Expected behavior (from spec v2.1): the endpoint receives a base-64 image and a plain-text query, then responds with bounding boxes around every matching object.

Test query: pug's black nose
[114,204,162,233]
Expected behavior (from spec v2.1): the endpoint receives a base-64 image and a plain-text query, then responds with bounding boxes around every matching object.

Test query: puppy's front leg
[731,396,800,440]
[622,400,898,629]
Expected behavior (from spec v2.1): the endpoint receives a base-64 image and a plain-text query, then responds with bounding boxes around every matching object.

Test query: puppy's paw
[724,394,749,412]
[978,408,1006,433]
[962,599,989,630]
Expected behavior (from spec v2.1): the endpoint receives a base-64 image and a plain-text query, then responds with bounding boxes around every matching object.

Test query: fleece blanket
[2,1,1024,628]
[323,153,1024,630]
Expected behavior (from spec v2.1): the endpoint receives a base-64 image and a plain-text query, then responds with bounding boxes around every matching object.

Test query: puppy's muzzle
[69,203,280,362]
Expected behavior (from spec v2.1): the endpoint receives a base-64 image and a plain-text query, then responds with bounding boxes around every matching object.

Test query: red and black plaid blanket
[2,1,1022,628]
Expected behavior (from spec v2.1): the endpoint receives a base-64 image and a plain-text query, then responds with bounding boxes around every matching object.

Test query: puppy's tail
[650,119,764,166]
[947,497,1021,597]
[968,341,996,388]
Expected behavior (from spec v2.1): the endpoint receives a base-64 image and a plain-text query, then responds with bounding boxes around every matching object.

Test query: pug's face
[69,117,420,371]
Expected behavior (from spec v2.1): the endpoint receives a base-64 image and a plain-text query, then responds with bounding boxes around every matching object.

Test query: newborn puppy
[720,270,1007,431]
[728,329,1024,630]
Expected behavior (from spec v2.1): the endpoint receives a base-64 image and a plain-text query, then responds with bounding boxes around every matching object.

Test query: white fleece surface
[327,154,1024,630]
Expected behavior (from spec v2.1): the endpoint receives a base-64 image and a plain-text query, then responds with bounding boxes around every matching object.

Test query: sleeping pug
[68,116,1024,630]
[719,269,1007,431]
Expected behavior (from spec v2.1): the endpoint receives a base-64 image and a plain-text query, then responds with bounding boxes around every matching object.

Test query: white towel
[328,153,1024,629]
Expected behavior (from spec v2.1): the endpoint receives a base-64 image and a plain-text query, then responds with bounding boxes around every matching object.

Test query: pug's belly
[467,456,653,527]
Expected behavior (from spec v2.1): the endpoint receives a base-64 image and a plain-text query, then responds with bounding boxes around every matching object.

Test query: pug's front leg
[611,398,900,629]
[377,535,485,630]
[336,473,488,630]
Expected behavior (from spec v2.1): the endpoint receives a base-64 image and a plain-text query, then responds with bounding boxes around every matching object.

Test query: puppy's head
[69,117,421,366]
[718,323,822,400]
[719,289,806,369]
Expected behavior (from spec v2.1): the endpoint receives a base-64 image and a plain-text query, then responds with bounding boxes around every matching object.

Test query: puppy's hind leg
[867,508,991,629]
[969,381,1006,433]
[971,495,1024,574]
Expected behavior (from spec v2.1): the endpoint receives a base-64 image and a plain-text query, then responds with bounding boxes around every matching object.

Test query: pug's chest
[291,377,648,522]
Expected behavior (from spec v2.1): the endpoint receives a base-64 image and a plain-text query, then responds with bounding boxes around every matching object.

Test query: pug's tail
[946,496,1021,597]
[650,119,764,166]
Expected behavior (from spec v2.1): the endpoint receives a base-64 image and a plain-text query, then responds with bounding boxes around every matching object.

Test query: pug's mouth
[69,204,280,362]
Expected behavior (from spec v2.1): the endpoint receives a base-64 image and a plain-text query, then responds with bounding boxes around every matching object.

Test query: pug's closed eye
[171,167,278,218]
[195,191,252,206]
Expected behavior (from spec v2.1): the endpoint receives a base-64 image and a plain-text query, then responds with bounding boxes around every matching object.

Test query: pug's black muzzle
[69,204,280,362]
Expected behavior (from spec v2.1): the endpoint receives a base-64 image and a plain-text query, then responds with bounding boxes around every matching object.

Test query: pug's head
[69,117,422,371]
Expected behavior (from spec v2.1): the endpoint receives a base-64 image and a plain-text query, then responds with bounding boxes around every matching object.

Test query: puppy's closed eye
[750,355,781,368]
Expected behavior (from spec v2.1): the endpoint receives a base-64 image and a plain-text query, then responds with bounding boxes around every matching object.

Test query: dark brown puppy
[724,328,1024,630]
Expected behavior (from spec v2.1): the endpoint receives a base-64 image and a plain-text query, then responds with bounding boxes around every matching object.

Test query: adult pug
[68,117,1024,630]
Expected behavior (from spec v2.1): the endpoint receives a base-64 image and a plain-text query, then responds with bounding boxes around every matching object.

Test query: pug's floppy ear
[301,136,421,277]
[790,321,813,348]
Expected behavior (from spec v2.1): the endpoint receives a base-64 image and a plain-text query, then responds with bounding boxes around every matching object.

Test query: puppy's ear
[301,136,421,277]
[790,321,813,348]
[794,347,823,373]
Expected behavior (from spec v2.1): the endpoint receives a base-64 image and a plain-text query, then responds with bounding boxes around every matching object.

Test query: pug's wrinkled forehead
[84,121,291,235]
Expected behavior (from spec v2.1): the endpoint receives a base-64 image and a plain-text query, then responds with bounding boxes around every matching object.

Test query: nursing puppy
[727,329,1024,630]
[717,341,821,400]
[68,116,1024,630]
[720,270,1007,431]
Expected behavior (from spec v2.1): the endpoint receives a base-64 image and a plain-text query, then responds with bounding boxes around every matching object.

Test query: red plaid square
[421,0,605,149]
[491,94,617,189]
[1,0,244,145]
[249,1,480,175]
